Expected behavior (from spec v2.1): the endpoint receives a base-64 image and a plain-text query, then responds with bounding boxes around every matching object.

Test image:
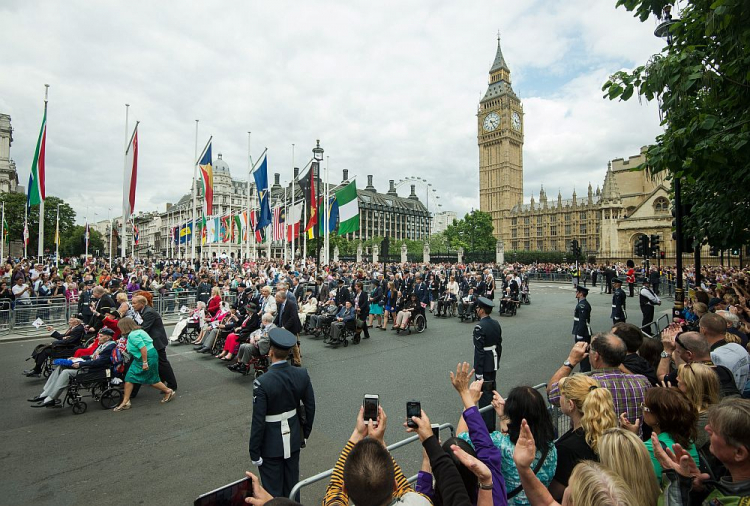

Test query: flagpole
[55,203,60,269]
[37,85,49,263]
[0,201,5,261]
[283,187,288,263]
[23,206,27,258]
[131,218,135,258]
[107,208,112,268]
[246,132,252,262]
[191,120,198,262]
[291,144,295,263]
[325,155,330,265]
[121,104,129,261]
[85,213,89,262]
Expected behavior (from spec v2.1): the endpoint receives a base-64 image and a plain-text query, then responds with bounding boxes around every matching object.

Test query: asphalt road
[0,283,669,506]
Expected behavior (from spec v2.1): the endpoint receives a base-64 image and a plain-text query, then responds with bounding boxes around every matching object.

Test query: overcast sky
[0,0,666,224]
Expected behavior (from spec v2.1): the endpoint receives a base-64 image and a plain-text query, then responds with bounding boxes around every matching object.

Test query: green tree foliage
[602,0,750,249]
[444,211,495,252]
[0,193,77,254]
[60,225,104,257]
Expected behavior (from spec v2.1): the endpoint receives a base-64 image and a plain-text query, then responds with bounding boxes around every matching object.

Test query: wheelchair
[211,329,231,356]
[326,320,357,347]
[313,314,336,340]
[405,305,427,334]
[435,297,457,318]
[520,289,531,305]
[63,367,123,415]
[40,344,80,378]
[499,295,519,317]
[175,318,202,345]
[246,354,270,378]
[458,299,478,323]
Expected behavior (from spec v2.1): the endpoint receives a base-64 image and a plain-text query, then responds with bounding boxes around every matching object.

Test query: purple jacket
[464,405,508,506]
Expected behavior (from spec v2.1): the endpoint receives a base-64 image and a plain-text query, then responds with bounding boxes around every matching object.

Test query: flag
[84,222,90,248]
[200,214,207,245]
[240,211,248,241]
[319,195,339,235]
[54,224,59,245]
[3,216,9,245]
[249,210,263,242]
[205,217,217,244]
[23,220,30,246]
[272,207,285,241]
[234,214,243,244]
[123,126,139,218]
[336,180,360,235]
[299,163,318,238]
[220,216,231,243]
[198,142,213,215]
[287,202,303,241]
[133,225,140,246]
[253,154,271,230]
[179,222,192,244]
[28,108,47,207]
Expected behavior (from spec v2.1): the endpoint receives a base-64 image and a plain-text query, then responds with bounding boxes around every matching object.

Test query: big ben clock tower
[478,35,524,243]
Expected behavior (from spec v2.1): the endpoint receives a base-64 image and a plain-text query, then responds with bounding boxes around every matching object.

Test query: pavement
[0,283,670,506]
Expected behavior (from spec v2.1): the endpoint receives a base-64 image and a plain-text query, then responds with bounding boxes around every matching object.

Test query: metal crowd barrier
[288,382,564,502]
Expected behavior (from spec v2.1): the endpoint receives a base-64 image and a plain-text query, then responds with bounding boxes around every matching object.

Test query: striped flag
[286,202,303,241]
[133,225,140,246]
[84,222,90,248]
[336,180,360,235]
[28,109,47,207]
[123,126,139,218]
[23,220,30,246]
[198,142,213,215]
[272,207,286,241]
[249,210,263,242]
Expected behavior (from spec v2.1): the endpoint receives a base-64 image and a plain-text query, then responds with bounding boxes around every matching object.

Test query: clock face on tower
[483,112,500,132]
[511,111,521,131]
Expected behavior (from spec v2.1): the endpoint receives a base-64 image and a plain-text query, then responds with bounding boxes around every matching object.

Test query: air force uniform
[573,286,592,372]
[472,297,502,432]
[249,328,315,499]
[611,278,627,324]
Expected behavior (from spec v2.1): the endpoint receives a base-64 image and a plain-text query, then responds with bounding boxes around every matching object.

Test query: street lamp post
[312,140,324,267]
[654,4,684,319]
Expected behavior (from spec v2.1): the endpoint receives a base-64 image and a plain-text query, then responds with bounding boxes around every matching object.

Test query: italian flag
[28,109,47,206]
[336,180,359,235]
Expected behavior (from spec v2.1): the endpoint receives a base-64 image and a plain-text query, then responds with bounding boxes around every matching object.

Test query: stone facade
[0,114,20,194]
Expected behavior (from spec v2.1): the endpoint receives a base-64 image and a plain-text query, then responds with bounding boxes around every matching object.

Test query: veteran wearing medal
[249,328,315,500]
[472,296,502,431]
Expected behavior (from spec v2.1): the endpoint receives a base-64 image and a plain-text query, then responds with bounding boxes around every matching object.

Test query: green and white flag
[336,180,359,235]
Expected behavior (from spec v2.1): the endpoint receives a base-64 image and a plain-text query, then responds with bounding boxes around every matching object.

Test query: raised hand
[513,419,537,469]
[367,406,388,444]
[491,390,505,417]
[451,444,492,483]
[619,412,640,433]
[450,362,475,393]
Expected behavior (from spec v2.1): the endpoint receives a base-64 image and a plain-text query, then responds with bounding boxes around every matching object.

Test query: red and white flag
[272,207,286,241]
[286,202,303,241]
[122,125,139,218]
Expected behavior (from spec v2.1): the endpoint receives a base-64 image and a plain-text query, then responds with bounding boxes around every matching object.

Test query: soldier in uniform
[572,286,592,372]
[611,278,627,325]
[249,328,315,500]
[472,296,502,431]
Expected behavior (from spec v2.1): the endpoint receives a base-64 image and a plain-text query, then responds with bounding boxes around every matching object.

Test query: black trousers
[478,370,497,432]
[629,283,635,297]
[574,335,592,372]
[642,306,655,334]
[260,452,300,501]
[131,347,178,395]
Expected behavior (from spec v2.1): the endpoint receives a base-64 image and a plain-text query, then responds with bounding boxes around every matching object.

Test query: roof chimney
[342,169,349,182]
[366,175,375,191]
[408,184,419,200]
[387,180,397,195]
[293,167,299,178]
[272,173,281,189]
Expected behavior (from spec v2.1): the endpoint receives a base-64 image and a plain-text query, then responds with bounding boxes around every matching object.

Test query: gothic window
[537,241,543,250]
[565,224,571,235]
[550,226,557,236]
[512,218,517,225]
[537,227,542,236]
[524,228,530,237]
[580,224,587,234]
[524,241,530,250]
[512,229,517,238]
[580,212,587,220]
[524,217,530,224]
[653,197,669,213]
[565,214,571,222]
[512,241,519,250]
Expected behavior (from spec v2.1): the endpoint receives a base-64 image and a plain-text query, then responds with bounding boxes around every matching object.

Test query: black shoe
[27,396,44,403]
[24,370,41,378]
[31,399,56,408]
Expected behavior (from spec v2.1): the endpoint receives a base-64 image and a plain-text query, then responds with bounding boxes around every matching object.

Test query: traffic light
[640,234,650,258]
[660,251,665,259]
[731,248,740,256]
[570,240,581,258]
[635,238,643,257]
[650,234,660,256]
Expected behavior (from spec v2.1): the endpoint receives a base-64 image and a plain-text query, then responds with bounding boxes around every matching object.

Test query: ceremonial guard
[472,296,502,431]
[249,328,315,500]
[572,286,592,372]
[639,279,662,336]
[611,278,627,324]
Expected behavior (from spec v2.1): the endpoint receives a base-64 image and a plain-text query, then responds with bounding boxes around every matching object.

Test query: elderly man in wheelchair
[229,312,276,375]
[457,288,477,322]
[23,314,88,378]
[28,327,117,408]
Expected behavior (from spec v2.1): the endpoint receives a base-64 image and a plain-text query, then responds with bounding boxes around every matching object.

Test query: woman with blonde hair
[598,428,660,506]
[113,317,175,411]
[677,362,720,449]
[548,375,617,501]
[513,420,638,506]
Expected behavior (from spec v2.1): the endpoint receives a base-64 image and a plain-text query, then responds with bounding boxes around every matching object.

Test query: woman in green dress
[114,317,175,411]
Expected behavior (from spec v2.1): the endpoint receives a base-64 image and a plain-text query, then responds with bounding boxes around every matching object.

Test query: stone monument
[333,246,340,262]
[372,244,379,264]
[495,240,505,265]
[356,243,363,263]
[400,243,408,264]
[423,243,430,264]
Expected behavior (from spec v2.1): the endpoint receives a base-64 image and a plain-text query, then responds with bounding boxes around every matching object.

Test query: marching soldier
[611,278,627,325]
[572,286,592,372]
[472,296,502,431]
[249,328,315,500]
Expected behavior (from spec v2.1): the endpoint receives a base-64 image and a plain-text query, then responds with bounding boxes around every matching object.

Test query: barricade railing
[288,383,562,501]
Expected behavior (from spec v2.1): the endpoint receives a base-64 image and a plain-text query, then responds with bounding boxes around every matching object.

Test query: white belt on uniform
[483,345,499,370]
[573,317,580,321]
[265,408,297,459]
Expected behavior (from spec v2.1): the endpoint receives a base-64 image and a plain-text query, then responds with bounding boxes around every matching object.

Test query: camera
[363,394,379,424]
[406,400,421,428]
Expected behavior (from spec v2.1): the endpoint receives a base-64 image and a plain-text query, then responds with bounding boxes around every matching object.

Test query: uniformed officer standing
[472,296,502,431]
[249,328,315,500]
[572,286,592,372]
[611,278,627,325]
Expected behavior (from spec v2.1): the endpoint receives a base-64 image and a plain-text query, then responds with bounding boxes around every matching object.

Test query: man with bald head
[547,332,652,424]
[700,312,748,392]
[658,328,739,397]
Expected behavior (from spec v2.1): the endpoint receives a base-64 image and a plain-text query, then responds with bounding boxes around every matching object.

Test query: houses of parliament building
[478,37,674,261]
